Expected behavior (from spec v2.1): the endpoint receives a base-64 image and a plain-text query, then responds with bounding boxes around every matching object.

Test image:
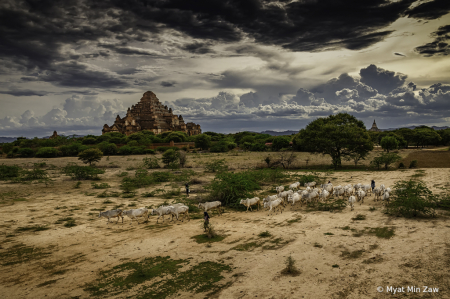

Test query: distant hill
[0,137,18,143]
[381,125,449,131]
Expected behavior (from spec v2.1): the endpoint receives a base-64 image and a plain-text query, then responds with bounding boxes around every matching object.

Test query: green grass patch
[351,214,366,221]
[16,225,49,232]
[37,279,58,287]
[340,249,365,259]
[258,231,272,238]
[286,215,302,225]
[231,242,261,251]
[102,199,114,204]
[84,256,232,298]
[0,243,53,266]
[191,234,226,244]
[367,227,395,239]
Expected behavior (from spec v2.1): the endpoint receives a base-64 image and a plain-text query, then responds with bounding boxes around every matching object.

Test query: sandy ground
[0,154,450,299]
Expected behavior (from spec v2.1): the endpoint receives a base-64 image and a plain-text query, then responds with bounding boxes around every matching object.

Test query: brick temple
[102,91,202,136]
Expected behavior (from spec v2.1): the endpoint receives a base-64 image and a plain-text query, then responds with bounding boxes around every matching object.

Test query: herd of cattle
[98,181,393,224]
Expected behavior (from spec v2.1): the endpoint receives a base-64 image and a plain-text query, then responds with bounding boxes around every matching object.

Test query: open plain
[0,150,449,299]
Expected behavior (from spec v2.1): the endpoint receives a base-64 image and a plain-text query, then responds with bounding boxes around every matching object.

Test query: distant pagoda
[369,119,381,132]
[102,91,201,136]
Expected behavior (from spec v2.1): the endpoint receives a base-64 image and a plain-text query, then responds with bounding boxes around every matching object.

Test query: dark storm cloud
[0,89,49,96]
[181,42,214,54]
[98,43,162,56]
[415,25,450,56]
[405,0,450,20]
[29,61,128,88]
[359,64,407,94]
[160,81,177,87]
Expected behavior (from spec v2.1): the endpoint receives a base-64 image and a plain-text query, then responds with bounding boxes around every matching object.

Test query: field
[1,150,450,299]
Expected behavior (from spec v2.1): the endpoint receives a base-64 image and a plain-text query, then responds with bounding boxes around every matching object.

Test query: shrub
[59,143,83,156]
[92,182,111,189]
[82,137,97,145]
[194,134,212,150]
[35,147,59,158]
[205,171,260,206]
[144,149,156,155]
[162,149,180,167]
[156,146,180,152]
[2,143,14,154]
[74,181,82,189]
[98,142,117,155]
[398,162,405,169]
[271,136,291,151]
[61,163,105,180]
[370,153,402,170]
[0,164,21,180]
[385,180,436,217]
[78,148,103,165]
[142,157,160,169]
[204,159,228,172]
[118,145,132,155]
[152,171,173,182]
[281,255,300,276]
[19,167,48,181]
[127,140,139,147]
[131,146,146,155]
[18,148,35,158]
[179,151,187,168]
[409,160,418,168]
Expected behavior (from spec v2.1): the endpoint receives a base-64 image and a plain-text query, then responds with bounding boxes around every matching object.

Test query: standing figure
[371,180,375,191]
[203,211,210,231]
[185,183,190,197]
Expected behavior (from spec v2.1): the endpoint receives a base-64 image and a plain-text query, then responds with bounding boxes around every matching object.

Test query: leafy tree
[60,142,84,156]
[97,142,117,155]
[35,147,59,158]
[194,134,212,150]
[293,113,373,169]
[271,136,291,151]
[18,148,35,157]
[78,148,103,165]
[412,127,442,148]
[345,151,369,167]
[371,152,401,170]
[82,137,97,145]
[162,149,180,167]
[380,136,399,153]
[127,140,139,147]
[395,128,414,148]
[2,143,14,154]
[163,131,187,143]
[118,145,132,155]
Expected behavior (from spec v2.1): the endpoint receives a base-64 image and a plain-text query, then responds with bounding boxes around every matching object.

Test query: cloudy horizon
[1,0,450,137]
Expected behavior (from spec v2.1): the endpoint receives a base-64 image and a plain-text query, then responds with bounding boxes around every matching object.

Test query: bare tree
[277,151,297,169]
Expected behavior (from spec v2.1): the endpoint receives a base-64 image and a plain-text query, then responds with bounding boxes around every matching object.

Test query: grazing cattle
[348,196,356,211]
[287,193,301,207]
[152,206,173,223]
[276,186,285,194]
[240,197,262,212]
[264,198,283,216]
[168,205,190,222]
[122,208,149,224]
[198,201,223,216]
[356,189,366,204]
[98,209,123,224]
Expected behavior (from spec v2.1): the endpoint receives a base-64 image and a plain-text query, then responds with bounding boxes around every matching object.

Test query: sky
[0,0,450,137]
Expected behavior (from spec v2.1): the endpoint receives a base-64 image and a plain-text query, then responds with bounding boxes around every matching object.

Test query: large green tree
[380,136,399,153]
[193,134,212,150]
[293,113,373,169]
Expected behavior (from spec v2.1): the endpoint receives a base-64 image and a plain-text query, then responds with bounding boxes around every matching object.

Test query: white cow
[152,206,173,223]
[122,208,149,224]
[98,209,123,224]
[348,196,356,211]
[168,205,190,222]
[240,197,262,212]
[356,189,366,204]
[198,201,223,216]
[276,186,285,194]
[287,193,301,206]
[264,198,283,216]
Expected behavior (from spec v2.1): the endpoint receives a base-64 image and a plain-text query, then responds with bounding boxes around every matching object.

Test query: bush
[398,162,405,169]
[204,159,228,173]
[385,180,436,217]
[82,137,97,145]
[281,255,300,276]
[145,149,156,155]
[152,171,174,182]
[205,171,260,207]
[0,164,21,180]
[162,149,180,167]
[18,167,48,181]
[118,145,132,155]
[35,147,59,158]
[2,143,14,154]
[98,142,117,155]
[156,146,179,152]
[92,182,111,189]
[61,163,105,180]
[142,157,161,169]
[78,148,103,165]
[194,134,212,150]
[59,143,84,156]
[370,153,402,170]
[18,148,35,157]
[409,160,418,168]
[271,136,291,151]
[131,146,146,155]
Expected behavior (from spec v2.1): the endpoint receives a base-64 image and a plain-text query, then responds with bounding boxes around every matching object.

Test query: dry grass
[401,151,450,168]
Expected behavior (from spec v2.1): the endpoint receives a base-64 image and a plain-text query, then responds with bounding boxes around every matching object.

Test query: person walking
[371,180,375,191]
[185,182,190,197]
[203,211,210,231]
